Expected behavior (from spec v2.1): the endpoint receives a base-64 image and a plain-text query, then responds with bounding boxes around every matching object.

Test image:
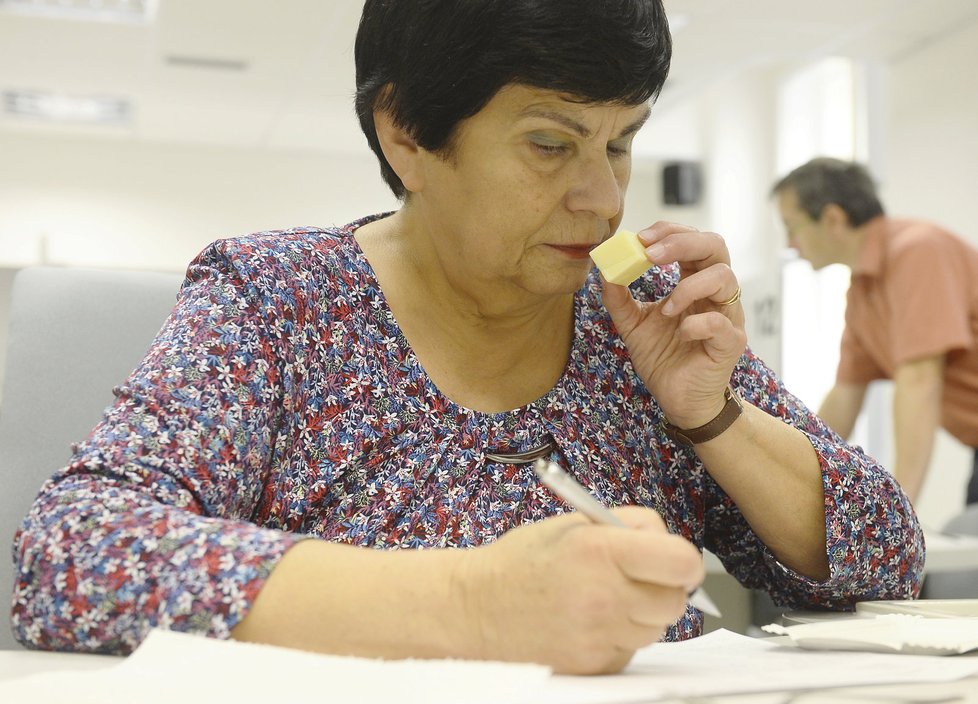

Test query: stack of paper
[764,613,978,655]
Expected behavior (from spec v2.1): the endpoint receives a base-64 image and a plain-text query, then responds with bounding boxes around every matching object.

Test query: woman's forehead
[483,85,651,127]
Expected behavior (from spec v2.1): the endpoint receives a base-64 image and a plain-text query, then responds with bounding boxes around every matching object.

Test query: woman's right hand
[454,507,704,674]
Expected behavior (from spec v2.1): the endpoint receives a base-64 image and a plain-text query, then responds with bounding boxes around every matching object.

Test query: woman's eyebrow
[519,105,652,140]
[520,107,591,137]
[619,106,652,138]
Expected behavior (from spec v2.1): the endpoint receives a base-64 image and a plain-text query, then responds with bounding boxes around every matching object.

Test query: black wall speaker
[662,161,702,206]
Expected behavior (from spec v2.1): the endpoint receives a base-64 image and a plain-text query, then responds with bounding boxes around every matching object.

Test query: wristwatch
[662,387,743,446]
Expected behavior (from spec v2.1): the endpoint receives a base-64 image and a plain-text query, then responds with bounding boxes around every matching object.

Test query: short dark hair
[771,157,885,227]
[354,0,673,198]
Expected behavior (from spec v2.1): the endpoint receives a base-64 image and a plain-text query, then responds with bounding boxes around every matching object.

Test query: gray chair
[922,504,978,599]
[0,266,184,649]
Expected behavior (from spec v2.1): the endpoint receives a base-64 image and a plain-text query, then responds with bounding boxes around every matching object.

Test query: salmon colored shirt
[837,216,978,447]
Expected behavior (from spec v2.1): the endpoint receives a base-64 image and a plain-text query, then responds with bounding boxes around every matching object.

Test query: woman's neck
[354,213,576,413]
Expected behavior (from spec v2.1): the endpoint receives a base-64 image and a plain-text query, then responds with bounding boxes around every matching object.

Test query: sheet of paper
[763,614,978,655]
[0,629,551,704]
[538,629,978,703]
[4,628,977,703]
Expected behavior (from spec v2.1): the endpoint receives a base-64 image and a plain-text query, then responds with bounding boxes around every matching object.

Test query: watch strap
[662,387,743,446]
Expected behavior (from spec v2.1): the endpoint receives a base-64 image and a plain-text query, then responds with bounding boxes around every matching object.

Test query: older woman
[12,0,921,675]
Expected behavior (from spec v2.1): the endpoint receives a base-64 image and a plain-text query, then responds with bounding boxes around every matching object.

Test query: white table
[0,648,120,680]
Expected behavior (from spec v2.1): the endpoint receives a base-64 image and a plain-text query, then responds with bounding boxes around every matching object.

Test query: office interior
[0,0,976,628]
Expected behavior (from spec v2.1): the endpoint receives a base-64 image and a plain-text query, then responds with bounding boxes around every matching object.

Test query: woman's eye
[529,137,570,156]
[607,141,631,158]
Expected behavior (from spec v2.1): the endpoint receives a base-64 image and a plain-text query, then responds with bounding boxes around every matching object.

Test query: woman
[12,0,922,675]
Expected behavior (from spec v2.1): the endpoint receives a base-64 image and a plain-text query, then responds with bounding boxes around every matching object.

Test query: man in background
[772,157,978,506]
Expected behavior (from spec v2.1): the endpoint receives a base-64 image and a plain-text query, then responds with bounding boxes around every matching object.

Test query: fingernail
[646,244,665,261]
[661,298,675,316]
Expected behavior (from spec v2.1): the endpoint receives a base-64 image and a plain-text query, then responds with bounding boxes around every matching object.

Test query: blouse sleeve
[11,240,306,653]
[704,348,924,609]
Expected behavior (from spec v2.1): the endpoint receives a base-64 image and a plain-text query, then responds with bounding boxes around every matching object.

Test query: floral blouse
[11,217,924,653]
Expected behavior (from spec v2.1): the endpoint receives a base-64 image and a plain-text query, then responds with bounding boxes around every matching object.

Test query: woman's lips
[550,243,598,259]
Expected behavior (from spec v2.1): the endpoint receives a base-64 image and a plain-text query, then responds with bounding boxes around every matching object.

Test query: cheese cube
[589,229,651,285]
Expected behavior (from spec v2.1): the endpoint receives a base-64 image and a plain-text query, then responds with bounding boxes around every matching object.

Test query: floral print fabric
[12,217,923,653]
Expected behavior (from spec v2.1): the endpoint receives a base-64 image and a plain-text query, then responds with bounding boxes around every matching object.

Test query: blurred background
[1,0,976,530]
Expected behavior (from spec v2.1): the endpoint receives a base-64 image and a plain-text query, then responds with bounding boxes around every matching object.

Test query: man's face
[777,188,835,270]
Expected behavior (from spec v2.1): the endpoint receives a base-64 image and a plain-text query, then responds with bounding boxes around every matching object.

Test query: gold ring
[717,286,741,306]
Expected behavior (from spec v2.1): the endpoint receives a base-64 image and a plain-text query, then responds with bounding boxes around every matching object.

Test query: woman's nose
[566,155,623,220]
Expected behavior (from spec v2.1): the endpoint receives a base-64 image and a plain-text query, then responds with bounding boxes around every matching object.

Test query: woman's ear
[374,109,425,194]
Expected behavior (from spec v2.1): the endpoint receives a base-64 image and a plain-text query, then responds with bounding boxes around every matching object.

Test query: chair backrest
[0,266,184,649]
[921,504,978,599]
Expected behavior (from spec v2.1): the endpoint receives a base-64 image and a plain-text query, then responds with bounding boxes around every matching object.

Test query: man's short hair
[771,157,885,226]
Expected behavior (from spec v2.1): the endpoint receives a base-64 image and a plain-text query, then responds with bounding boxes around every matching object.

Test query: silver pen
[533,458,722,618]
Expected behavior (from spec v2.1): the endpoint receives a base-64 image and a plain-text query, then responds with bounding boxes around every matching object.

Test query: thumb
[600,276,641,335]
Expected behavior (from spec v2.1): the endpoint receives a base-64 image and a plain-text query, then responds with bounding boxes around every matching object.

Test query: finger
[599,276,645,337]
[676,311,748,358]
[625,582,689,631]
[613,616,669,651]
[636,220,698,245]
[641,229,731,269]
[603,528,706,588]
[659,264,740,317]
[580,579,679,651]
[609,505,668,532]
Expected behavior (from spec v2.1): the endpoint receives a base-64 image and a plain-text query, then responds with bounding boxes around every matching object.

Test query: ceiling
[1,0,977,156]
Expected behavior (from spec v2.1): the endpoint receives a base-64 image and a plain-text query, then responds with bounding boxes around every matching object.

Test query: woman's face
[410,84,651,301]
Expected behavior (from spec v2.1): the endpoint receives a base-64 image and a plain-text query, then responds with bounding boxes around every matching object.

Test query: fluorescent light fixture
[3,90,131,125]
[0,0,157,24]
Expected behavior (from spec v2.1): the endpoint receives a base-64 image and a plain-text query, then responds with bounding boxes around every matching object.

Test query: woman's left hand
[600,221,747,429]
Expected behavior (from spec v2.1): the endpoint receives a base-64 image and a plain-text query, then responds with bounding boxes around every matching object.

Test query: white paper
[4,628,977,704]
[0,629,551,704]
[856,598,978,618]
[538,629,978,703]
[763,614,978,655]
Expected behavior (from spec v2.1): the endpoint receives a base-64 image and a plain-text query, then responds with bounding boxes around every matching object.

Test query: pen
[533,458,722,619]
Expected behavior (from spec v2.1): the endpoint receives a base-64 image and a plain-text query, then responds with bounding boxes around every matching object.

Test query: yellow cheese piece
[589,229,651,285]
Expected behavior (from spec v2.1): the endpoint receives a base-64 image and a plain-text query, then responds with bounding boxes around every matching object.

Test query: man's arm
[892,355,945,503]
[817,382,868,439]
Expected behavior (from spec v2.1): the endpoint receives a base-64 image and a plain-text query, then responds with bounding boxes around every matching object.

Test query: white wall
[699,68,783,370]
[0,268,14,404]
[0,132,400,272]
